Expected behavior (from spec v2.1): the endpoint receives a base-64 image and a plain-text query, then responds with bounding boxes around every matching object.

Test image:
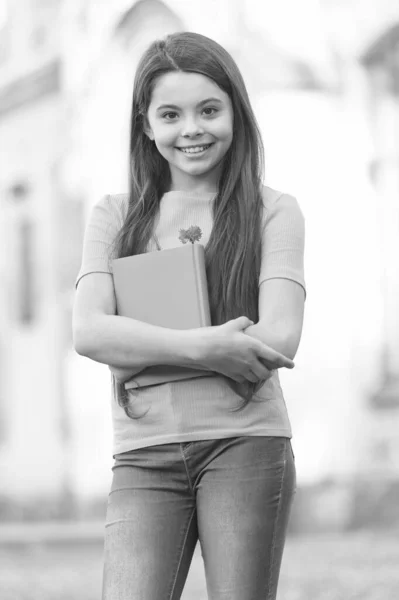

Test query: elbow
[73,331,89,357]
[282,334,300,361]
[247,322,302,361]
[272,329,302,361]
[267,332,297,361]
[72,322,94,358]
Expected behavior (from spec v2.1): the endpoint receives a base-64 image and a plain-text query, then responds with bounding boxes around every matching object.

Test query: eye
[202,107,218,116]
[162,112,178,121]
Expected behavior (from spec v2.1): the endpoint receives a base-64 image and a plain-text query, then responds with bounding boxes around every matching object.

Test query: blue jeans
[102,436,296,600]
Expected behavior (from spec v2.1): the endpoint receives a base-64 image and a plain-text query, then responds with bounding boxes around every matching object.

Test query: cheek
[152,125,177,149]
[213,116,234,143]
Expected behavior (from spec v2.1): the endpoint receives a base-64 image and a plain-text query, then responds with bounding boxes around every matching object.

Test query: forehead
[149,71,229,107]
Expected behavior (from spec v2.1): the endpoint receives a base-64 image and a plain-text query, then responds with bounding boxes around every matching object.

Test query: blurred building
[0,0,79,514]
[0,0,398,529]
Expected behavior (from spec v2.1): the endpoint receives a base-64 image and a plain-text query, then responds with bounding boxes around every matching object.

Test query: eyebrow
[155,97,223,112]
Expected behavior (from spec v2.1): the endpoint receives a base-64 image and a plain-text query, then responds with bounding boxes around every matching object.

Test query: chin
[183,166,214,177]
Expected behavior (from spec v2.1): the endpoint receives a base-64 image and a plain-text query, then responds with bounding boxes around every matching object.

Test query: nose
[181,116,204,138]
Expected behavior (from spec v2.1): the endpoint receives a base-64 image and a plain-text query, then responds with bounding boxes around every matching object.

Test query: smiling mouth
[177,143,213,154]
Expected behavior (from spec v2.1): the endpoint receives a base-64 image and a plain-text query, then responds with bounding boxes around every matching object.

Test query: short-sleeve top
[75,185,306,456]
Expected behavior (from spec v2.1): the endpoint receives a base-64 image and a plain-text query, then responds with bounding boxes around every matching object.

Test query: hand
[243,327,276,384]
[193,316,294,384]
[108,364,144,384]
[259,366,276,382]
[243,323,289,371]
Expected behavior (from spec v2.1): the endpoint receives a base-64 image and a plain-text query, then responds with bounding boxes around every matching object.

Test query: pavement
[0,520,105,545]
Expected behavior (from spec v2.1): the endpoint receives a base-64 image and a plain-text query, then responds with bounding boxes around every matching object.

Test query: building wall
[57,0,399,497]
[0,0,398,511]
[0,0,67,500]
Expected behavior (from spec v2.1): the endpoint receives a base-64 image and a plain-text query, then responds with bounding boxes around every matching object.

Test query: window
[17,218,35,325]
[0,0,9,64]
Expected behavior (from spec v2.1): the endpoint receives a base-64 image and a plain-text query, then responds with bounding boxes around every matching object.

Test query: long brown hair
[111,31,266,418]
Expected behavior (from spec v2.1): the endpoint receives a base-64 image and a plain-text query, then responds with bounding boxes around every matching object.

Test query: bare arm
[109,315,297,384]
[73,273,293,385]
[73,272,200,369]
[255,190,306,362]
[107,317,293,384]
[249,278,306,361]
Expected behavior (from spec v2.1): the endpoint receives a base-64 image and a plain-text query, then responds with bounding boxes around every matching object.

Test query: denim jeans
[102,435,296,600]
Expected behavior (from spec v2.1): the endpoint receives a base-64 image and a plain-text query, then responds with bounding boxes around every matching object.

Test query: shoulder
[89,192,129,230]
[261,184,285,207]
[261,184,304,223]
[99,192,129,214]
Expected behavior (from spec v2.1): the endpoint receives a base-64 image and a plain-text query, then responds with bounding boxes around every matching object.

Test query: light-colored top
[76,185,306,456]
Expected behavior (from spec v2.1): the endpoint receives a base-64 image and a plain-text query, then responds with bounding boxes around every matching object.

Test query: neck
[168,185,218,194]
[168,165,222,195]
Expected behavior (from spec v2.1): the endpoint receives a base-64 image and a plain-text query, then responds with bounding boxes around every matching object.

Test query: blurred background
[1,0,399,598]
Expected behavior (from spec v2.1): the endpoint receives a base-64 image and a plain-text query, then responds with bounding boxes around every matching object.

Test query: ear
[143,117,154,141]
[144,127,154,141]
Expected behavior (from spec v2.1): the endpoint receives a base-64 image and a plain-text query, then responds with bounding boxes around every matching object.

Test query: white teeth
[179,144,210,154]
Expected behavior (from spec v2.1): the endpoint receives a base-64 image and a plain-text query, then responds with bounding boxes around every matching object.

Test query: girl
[73,31,306,600]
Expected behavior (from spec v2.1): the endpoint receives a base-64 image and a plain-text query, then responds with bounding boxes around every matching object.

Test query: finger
[259,358,284,370]
[244,370,259,383]
[250,360,273,381]
[277,357,295,369]
[266,351,294,369]
[256,343,295,369]
[223,371,246,383]
[230,316,253,330]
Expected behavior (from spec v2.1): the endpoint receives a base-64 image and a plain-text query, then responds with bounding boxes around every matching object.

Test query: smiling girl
[73,32,306,600]
[145,70,233,191]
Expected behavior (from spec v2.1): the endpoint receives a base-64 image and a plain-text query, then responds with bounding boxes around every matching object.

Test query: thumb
[229,316,254,330]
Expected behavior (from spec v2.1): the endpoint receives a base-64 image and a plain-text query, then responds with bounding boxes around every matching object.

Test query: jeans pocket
[289,440,295,462]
